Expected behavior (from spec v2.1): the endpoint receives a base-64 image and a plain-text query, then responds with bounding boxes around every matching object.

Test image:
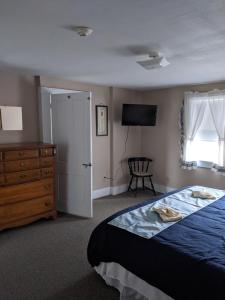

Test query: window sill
[197,161,213,169]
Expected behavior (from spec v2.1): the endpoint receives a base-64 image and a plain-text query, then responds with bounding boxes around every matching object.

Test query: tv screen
[122,104,157,126]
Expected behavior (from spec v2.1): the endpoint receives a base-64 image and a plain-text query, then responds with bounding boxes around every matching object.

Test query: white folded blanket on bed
[152,206,183,222]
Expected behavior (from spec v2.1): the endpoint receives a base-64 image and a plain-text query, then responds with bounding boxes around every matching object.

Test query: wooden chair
[128,157,156,195]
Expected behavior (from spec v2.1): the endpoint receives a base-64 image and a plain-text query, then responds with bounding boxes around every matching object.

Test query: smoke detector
[137,51,170,70]
[73,26,93,37]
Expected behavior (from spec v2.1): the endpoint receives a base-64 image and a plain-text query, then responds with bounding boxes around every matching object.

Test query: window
[182,90,225,170]
[185,102,221,165]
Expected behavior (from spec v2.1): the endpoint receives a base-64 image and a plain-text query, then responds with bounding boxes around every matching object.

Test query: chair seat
[132,171,153,177]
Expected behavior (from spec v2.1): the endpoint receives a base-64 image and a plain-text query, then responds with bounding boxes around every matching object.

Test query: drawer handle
[20,162,25,167]
[42,149,48,155]
[19,152,24,156]
[45,202,51,206]
[20,174,26,179]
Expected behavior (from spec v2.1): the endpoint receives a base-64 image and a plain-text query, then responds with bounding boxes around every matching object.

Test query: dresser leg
[51,210,57,220]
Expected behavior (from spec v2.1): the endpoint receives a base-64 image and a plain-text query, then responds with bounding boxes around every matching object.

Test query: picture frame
[96,105,108,136]
[0,106,23,130]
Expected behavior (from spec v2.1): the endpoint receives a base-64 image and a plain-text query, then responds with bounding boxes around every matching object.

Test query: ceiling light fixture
[72,26,93,37]
[137,51,170,70]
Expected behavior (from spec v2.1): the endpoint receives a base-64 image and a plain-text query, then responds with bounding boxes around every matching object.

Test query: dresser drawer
[40,157,54,167]
[40,147,54,157]
[0,178,54,206]
[4,149,39,161]
[0,195,54,225]
[5,169,41,185]
[41,167,54,178]
[0,175,5,186]
[4,158,40,173]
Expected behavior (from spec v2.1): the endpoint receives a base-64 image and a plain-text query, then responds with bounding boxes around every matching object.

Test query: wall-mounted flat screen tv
[122,104,157,126]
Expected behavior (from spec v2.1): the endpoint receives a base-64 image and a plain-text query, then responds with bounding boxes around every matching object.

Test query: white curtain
[208,90,225,166]
[183,92,207,161]
[184,92,207,141]
[181,89,225,173]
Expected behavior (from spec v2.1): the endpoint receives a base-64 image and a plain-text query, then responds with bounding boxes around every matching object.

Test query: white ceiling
[0,0,225,89]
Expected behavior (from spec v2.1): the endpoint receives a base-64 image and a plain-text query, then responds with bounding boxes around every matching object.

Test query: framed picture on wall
[96,105,108,136]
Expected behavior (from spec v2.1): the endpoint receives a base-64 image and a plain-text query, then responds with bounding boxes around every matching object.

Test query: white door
[51,92,92,218]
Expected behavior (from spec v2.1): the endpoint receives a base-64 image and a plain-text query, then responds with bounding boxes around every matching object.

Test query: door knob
[82,163,92,168]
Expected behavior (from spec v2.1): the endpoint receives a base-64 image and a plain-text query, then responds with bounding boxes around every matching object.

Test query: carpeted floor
[0,191,157,300]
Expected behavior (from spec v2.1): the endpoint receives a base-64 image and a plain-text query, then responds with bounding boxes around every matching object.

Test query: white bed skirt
[95,262,173,300]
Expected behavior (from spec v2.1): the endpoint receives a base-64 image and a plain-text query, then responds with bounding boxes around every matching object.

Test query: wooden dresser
[0,143,57,231]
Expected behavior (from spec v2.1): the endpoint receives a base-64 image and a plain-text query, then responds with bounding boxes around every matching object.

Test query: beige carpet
[0,191,157,300]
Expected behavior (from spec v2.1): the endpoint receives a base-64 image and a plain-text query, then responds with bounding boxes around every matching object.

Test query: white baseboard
[92,184,128,199]
[92,186,111,199]
[92,183,177,199]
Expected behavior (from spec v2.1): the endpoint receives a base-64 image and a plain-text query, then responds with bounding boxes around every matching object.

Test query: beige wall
[142,81,225,190]
[2,72,225,192]
[111,88,142,187]
[39,77,142,189]
[0,73,39,143]
[0,73,140,191]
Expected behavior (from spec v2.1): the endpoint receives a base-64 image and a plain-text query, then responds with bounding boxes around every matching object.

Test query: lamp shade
[0,106,23,130]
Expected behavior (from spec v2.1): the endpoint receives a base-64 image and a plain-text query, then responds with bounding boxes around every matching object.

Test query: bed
[87,186,225,300]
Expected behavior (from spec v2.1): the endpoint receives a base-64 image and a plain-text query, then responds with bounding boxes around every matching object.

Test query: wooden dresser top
[0,143,55,151]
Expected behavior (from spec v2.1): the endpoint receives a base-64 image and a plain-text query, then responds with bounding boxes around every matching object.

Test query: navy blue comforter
[87,189,225,300]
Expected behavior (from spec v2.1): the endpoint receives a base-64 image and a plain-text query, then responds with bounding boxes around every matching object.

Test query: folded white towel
[191,190,215,199]
[152,206,183,222]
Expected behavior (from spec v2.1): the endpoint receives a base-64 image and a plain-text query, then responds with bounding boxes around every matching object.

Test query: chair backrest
[128,157,153,175]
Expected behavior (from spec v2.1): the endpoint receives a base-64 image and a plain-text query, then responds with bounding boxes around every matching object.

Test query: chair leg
[142,177,145,190]
[128,176,133,192]
[149,176,156,196]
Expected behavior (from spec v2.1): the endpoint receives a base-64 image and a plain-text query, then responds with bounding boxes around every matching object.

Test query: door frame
[38,87,93,216]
